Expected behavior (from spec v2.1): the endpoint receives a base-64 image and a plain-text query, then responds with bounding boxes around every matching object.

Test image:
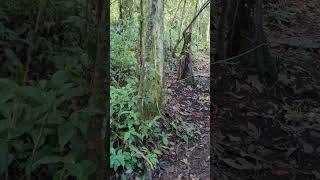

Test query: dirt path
[153,54,210,180]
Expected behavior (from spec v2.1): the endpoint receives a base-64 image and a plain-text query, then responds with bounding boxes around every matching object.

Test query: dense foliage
[110,17,168,177]
[0,0,102,179]
[110,0,209,178]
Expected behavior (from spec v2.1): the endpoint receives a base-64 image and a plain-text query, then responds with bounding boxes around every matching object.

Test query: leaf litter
[153,53,210,180]
[212,1,320,179]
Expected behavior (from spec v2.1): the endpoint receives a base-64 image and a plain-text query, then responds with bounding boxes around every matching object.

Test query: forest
[0,0,320,179]
[0,0,108,179]
[110,0,210,179]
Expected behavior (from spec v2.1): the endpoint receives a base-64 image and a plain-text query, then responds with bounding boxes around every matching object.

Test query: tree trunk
[139,0,144,66]
[214,0,277,79]
[193,0,199,50]
[87,0,108,179]
[119,0,123,20]
[177,0,187,47]
[215,0,228,61]
[177,29,194,81]
[138,0,165,119]
[206,16,210,42]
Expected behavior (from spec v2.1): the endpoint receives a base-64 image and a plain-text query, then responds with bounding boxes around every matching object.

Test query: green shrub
[110,23,168,178]
[0,71,97,179]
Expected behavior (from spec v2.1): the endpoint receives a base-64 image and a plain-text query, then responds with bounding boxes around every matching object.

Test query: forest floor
[153,52,210,180]
[212,1,320,180]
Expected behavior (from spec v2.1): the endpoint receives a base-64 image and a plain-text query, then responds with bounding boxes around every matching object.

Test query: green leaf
[4,48,21,67]
[66,160,96,179]
[124,132,130,141]
[153,149,162,155]
[58,122,74,147]
[161,132,169,145]
[0,142,13,174]
[111,150,125,171]
[70,112,89,135]
[50,70,69,87]
[15,86,44,104]
[62,86,86,101]
[0,78,18,90]
[182,135,188,143]
[47,111,66,125]
[32,156,64,167]
[53,170,65,180]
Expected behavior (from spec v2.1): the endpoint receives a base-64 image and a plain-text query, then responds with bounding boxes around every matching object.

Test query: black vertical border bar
[209,0,215,179]
[106,0,111,179]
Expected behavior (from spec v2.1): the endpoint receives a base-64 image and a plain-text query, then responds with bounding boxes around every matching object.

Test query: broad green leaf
[4,48,21,67]
[47,111,66,125]
[124,132,130,141]
[61,86,86,101]
[58,122,74,147]
[162,135,169,145]
[66,160,96,179]
[70,112,89,135]
[0,78,18,90]
[50,70,69,87]
[15,86,44,104]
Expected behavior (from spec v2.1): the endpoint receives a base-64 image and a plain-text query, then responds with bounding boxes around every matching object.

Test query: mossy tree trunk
[138,0,165,119]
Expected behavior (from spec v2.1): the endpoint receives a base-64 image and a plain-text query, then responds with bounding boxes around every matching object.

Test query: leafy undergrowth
[110,22,171,179]
[109,20,203,179]
[212,1,320,179]
[0,0,100,179]
[110,78,166,178]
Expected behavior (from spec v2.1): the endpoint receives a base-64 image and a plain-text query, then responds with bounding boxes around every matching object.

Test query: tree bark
[177,0,187,45]
[87,0,109,179]
[215,0,228,61]
[138,0,164,119]
[139,0,144,66]
[177,29,194,80]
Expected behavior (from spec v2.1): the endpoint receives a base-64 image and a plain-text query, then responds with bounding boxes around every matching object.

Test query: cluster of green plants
[110,20,201,178]
[110,21,169,178]
[0,0,100,179]
[0,72,96,179]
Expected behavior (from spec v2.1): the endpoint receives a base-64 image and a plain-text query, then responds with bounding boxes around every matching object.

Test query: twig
[129,145,155,171]
[212,43,268,65]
